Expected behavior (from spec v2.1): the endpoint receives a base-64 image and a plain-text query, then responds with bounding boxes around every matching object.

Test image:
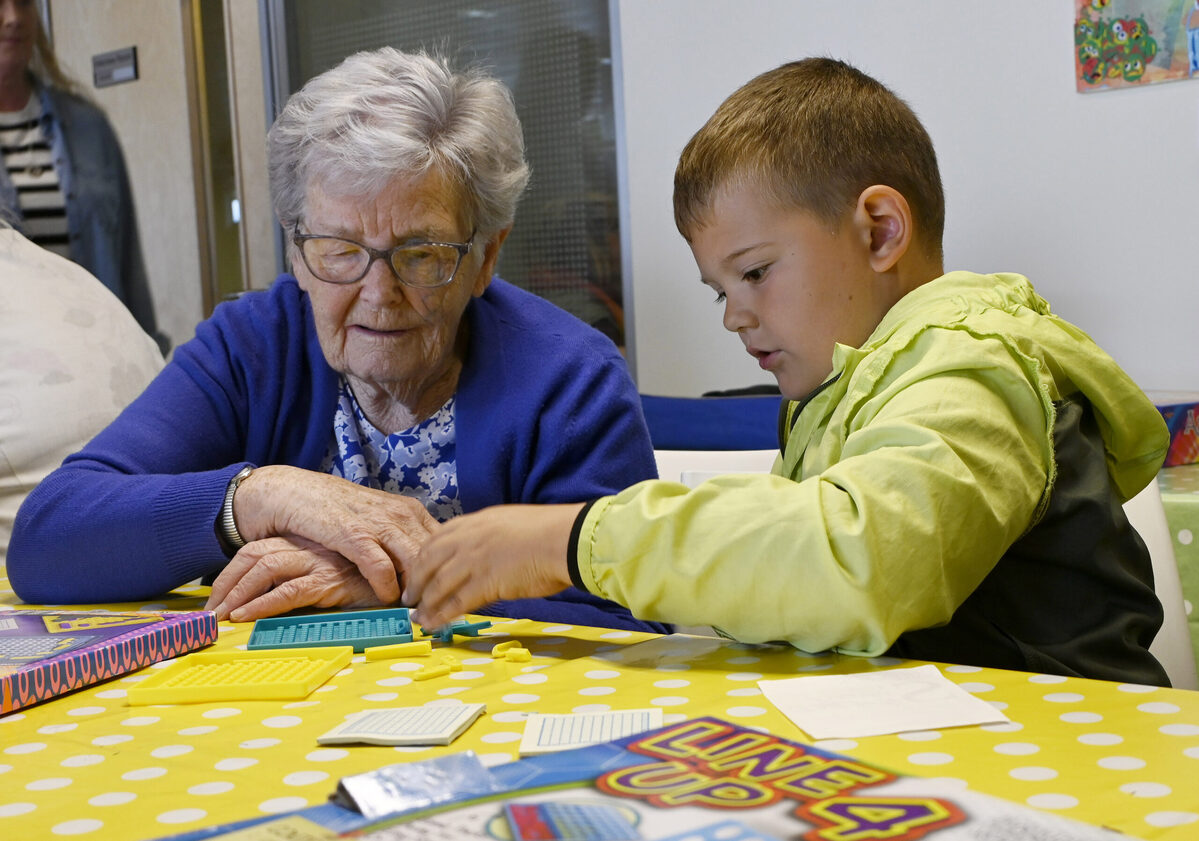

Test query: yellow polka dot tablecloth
[1160,464,1199,676]
[2,582,1198,841]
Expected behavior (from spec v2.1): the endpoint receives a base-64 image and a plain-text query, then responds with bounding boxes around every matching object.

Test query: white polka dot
[1184,746,1199,760]
[0,802,35,817]
[726,687,761,697]
[262,716,303,728]
[1043,692,1085,703]
[388,662,423,673]
[260,797,309,814]
[1078,733,1123,746]
[578,686,616,696]
[501,693,540,705]
[283,701,320,708]
[490,711,530,723]
[1117,683,1159,693]
[867,657,904,667]
[188,782,234,795]
[944,665,982,673]
[480,731,523,744]
[51,818,104,835]
[201,708,242,719]
[1138,702,1181,714]
[60,754,104,768]
[1009,766,1058,781]
[572,705,612,714]
[121,716,160,727]
[980,722,1023,733]
[5,741,46,754]
[283,771,329,786]
[511,673,548,685]
[239,738,281,749]
[724,672,762,682]
[446,670,483,682]
[375,677,414,688]
[1146,811,1199,827]
[1026,793,1078,810]
[584,670,621,680]
[437,686,468,696]
[599,631,632,639]
[1028,674,1068,684]
[1060,712,1103,723]
[0,764,11,774]
[151,745,194,758]
[214,758,258,771]
[178,726,218,736]
[654,679,691,689]
[907,752,954,765]
[725,706,767,717]
[1098,756,1147,770]
[650,696,690,706]
[1121,782,1171,797]
[1179,529,1194,546]
[987,701,1009,711]
[814,739,858,751]
[27,777,73,790]
[540,626,572,633]
[303,749,348,762]
[994,742,1039,756]
[89,792,136,806]
[897,731,941,741]
[66,706,106,717]
[38,724,78,735]
[0,712,26,722]
[724,656,761,665]
[122,767,167,780]
[154,801,206,825]
[1161,724,1199,736]
[462,657,492,666]
[91,735,133,747]
[362,692,399,702]
[796,664,834,672]
[94,689,126,699]
[655,663,690,672]
[956,682,994,693]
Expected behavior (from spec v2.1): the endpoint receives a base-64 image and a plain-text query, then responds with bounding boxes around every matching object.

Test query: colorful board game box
[0,608,218,714]
[158,716,1121,841]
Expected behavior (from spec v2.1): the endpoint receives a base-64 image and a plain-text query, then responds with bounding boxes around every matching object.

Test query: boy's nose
[721,296,755,333]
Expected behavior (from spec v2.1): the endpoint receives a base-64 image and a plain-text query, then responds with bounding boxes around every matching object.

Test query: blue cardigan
[9,276,667,633]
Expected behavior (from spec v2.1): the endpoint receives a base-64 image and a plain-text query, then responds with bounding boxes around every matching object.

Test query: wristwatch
[219,466,254,551]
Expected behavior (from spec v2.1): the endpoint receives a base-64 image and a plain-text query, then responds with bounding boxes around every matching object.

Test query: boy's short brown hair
[674,57,945,259]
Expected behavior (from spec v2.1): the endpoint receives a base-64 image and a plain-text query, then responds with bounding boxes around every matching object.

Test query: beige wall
[48,0,208,351]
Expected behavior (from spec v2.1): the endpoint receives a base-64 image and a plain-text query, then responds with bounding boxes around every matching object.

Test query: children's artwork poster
[1074,0,1199,92]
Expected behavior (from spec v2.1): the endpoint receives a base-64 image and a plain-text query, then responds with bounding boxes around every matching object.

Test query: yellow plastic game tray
[126,646,353,705]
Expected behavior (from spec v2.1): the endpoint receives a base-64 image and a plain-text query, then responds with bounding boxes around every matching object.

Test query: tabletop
[1158,464,1199,676]
[2,576,1198,841]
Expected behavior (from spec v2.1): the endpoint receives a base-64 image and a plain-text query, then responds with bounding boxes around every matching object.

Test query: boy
[405,58,1170,685]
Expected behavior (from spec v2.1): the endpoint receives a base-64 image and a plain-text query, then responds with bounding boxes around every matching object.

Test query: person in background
[405,57,1171,686]
[7,47,667,635]
[0,221,163,567]
[0,0,165,353]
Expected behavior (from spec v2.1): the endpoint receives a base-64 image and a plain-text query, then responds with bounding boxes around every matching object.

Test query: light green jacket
[575,272,1168,663]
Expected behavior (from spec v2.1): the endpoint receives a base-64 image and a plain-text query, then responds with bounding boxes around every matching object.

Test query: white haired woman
[8,47,667,634]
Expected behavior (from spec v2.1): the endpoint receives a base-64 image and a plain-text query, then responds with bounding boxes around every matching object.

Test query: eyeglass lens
[302,238,462,286]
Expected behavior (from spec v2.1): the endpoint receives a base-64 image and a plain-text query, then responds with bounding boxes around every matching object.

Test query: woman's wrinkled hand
[229,465,439,605]
[204,535,382,621]
[403,503,583,629]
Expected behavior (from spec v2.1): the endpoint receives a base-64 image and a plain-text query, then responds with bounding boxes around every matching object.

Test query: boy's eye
[743,265,768,282]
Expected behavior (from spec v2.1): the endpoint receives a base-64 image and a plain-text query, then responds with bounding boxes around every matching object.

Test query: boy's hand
[404,503,585,629]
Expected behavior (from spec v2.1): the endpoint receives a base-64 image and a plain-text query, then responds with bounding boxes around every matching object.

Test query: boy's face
[689,183,889,400]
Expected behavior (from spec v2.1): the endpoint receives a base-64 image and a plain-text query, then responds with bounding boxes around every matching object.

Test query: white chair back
[1123,480,1198,690]
[653,449,778,488]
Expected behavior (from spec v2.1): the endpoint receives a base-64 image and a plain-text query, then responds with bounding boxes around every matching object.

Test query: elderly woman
[7,47,666,634]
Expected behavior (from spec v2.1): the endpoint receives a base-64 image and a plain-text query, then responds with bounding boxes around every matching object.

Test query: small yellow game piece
[363,641,432,660]
[440,654,462,671]
[413,664,451,681]
[504,647,531,662]
[491,640,520,658]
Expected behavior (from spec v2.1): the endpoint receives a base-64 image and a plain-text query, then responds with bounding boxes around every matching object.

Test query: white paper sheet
[758,664,1009,739]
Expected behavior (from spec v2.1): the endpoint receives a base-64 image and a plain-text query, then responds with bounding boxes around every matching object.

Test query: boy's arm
[572,353,1049,655]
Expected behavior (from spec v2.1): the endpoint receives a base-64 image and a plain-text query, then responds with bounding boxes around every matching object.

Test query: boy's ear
[853,185,912,273]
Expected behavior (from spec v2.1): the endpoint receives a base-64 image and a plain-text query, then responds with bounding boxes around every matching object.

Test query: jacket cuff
[567,499,600,591]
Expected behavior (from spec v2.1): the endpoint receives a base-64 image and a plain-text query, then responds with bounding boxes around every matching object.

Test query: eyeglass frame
[291,224,476,287]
